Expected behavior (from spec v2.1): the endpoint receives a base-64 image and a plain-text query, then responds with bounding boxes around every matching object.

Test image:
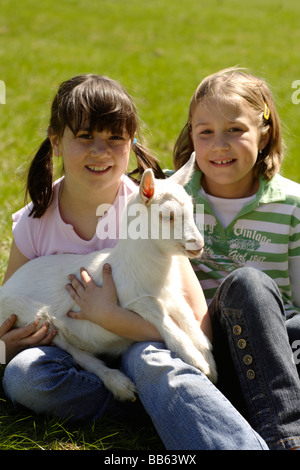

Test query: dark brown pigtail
[26,137,54,218]
[129,141,166,180]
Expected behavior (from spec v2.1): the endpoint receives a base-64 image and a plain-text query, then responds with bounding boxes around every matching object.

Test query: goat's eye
[160,211,174,221]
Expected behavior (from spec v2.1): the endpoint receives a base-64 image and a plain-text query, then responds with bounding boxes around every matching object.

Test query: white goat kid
[0,153,217,401]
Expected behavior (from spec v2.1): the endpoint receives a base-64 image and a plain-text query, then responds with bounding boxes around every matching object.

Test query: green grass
[0,377,162,450]
[1,0,300,450]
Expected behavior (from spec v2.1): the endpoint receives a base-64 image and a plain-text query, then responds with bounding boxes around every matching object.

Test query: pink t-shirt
[12,175,137,260]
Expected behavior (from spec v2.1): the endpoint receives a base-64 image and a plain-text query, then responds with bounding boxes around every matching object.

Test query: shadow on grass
[0,366,163,451]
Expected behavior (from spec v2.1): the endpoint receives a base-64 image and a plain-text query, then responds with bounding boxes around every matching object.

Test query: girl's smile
[190,96,269,198]
[210,159,236,167]
[85,165,112,173]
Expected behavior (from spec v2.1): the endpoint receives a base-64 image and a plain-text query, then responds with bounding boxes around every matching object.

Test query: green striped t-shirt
[185,170,300,318]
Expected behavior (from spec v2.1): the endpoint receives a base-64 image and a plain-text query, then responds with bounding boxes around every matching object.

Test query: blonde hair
[173,67,283,179]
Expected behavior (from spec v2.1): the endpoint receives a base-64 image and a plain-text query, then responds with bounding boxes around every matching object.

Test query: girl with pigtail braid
[3,73,170,354]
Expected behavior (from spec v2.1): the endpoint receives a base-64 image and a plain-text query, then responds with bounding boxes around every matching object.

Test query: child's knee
[121,341,166,380]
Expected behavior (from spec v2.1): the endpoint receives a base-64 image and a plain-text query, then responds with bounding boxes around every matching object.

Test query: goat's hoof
[193,353,218,384]
[204,355,218,383]
[104,369,137,402]
[207,365,218,384]
[115,387,137,402]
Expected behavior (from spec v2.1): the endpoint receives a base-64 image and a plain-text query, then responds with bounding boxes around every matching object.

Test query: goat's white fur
[0,152,217,401]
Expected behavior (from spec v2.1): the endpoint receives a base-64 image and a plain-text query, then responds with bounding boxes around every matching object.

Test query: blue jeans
[209,267,300,450]
[2,343,267,450]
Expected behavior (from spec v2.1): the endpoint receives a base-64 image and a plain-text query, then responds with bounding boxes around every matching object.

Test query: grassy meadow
[1,0,300,450]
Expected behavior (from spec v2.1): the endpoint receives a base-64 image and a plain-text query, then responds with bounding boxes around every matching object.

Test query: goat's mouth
[185,248,203,259]
[179,242,203,259]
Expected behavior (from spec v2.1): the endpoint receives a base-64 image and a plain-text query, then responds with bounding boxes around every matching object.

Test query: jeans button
[237,339,247,349]
[233,325,242,335]
[243,355,253,365]
[247,369,255,380]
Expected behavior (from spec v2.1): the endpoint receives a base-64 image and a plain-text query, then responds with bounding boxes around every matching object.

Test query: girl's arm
[178,256,212,341]
[2,238,30,284]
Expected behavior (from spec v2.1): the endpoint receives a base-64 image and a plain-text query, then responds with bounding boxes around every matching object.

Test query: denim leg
[3,346,111,421]
[209,267,300,450]
[122,341,268,450]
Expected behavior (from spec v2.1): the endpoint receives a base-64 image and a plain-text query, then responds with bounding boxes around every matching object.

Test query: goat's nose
[185,236,204,251]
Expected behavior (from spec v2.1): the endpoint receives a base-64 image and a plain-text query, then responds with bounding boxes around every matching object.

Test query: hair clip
[133,138,137,146]
[263,103,270,120]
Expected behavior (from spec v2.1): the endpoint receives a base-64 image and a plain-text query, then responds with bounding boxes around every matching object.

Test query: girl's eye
[77,132,93,140]
[200,129,213,135]
[108,135,128,145]
[229,127,243,133]
[109,135,124,141]
[75,132,128,143]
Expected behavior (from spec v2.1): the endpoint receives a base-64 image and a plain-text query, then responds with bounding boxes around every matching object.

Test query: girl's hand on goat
[0,314,57,363]
[66,264,163,342]
[66,263,119,325]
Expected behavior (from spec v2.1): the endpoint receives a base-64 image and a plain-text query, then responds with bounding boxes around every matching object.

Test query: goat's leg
[159,314,217,383]
[167,297,211,348]
[53,335,137,402]
[165,298,217,371]
[127,296,217,383]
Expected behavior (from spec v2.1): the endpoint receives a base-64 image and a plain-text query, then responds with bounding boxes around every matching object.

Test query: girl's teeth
[87,166,109,171]
[214,159,233,165]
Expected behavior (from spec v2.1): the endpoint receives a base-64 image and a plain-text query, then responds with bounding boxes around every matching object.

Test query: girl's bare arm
[2,238,30,285]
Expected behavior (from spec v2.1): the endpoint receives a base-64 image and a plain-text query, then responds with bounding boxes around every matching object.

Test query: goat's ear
[140,169,155,205]
[169,151,196,186]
